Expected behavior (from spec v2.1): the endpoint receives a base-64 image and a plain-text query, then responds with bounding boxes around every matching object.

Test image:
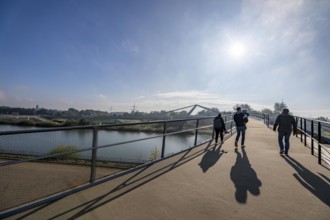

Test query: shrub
[149,146,160,160]
[78,118,90,125]
[35,121,57,127]
[49,145,80,159]
[63,119,78,126]
[52,119,66,123]
[17,120,34,126]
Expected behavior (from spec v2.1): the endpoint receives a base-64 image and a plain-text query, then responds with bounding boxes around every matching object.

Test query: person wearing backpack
[242,109,249,124]
[213,113,227,144]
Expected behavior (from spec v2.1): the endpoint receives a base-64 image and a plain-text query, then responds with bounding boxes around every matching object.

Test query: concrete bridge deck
[6,119,330,219]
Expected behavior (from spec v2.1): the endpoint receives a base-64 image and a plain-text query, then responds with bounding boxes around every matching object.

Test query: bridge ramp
[6,119,330,219]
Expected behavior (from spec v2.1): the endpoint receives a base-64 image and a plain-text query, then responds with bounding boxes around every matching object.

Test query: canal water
[0,125,212,162]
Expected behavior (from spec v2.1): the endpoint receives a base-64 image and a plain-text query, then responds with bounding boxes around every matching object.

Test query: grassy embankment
[0,117,212,135]
[0,145,141,170]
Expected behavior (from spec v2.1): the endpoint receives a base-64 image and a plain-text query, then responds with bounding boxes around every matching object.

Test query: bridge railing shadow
[12,141,215,219]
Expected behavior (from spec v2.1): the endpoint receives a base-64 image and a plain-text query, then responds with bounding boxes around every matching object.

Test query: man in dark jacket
[273,108,297,155]
[213,113,227,144]
[234,107,247,147]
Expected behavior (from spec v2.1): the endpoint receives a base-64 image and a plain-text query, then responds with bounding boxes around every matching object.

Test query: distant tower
[131,104,138,112]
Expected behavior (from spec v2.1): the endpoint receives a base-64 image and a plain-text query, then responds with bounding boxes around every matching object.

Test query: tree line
[0,106,110,118]
[0,101,328,123]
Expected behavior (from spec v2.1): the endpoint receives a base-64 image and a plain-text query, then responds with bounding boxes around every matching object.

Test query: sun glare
[229,42,246,59]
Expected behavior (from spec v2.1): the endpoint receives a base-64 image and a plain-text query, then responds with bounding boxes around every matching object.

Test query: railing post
[295,117,298,137]
[230,121,233,136]
[161,122,167,158]
[194,119,199,146]
[318,122,321,164]
[268,114,270,128]
[212,117,215,139]
[311,120,314,155]
[300,118,303,142]
[90,127,98,183]
[304,118,307,146]
[263,114,266,124]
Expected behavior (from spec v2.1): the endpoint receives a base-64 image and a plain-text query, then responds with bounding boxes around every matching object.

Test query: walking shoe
[235,142,238,147]
[221,141,224,144]
[280,151,284,155]
[285,152,288,155]
[241,145,245,148]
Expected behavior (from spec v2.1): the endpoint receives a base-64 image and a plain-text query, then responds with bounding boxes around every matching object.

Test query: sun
[229,42,246,59]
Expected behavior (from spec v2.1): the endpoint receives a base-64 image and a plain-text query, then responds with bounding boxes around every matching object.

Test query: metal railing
[0,114,236,217]
[3,112,326,217]
[294,116,330,166]
[262,114,330,167]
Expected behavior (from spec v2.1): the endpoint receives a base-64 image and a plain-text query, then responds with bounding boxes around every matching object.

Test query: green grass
[149,147,160,160]
[49,145,80,159]
[0,151,141,169]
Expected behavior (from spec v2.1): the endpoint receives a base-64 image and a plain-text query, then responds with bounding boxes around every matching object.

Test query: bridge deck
[6,119,330,219]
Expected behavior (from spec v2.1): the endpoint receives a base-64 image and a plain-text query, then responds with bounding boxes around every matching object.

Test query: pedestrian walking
[273,108,297,155]
[234,107,247,147]
[213,113,227,144]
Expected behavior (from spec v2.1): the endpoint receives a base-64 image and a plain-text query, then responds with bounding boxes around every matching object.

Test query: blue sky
[1,0,330,117]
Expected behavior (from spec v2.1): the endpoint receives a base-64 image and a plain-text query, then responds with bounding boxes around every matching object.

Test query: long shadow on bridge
[6,119,330,219]
[18,141,215,219]
[199,144,227,173]
[282,155,330,207]
[230,146,262,204]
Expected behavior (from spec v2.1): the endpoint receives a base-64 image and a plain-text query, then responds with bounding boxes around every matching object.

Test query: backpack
[213,118,222,129]
[243,115,249,123]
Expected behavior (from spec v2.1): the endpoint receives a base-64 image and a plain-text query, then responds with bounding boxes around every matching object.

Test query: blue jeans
[278,132,291,153]
[235,126,246,145]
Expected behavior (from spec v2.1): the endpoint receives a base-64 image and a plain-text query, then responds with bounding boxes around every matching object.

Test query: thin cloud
[0,90,6,101]
[97,94,108,100]
[155,91,217,99]
[292,109,330,118]
[121,39,140,54]
[244,0,318,51]
[14,85,30,92]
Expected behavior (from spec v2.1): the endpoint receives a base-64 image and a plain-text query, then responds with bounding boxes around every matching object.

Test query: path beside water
[5,119,330,219]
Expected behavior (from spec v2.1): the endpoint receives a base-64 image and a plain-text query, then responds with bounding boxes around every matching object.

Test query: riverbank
[0,115,60,127]
[0,116,213,135]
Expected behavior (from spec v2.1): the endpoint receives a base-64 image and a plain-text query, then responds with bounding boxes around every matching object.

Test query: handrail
[0,114,237,217]
[264,114,330,166]
[294,116,330,167]
[0,116,216,136]
[0,124,215,167]
[1,112,326,217]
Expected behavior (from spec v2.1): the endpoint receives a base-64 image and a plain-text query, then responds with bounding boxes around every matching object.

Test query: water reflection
[0,125,211,162]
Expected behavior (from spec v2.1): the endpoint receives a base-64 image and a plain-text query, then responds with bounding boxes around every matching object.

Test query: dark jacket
[234,112,246,127]
[213,116,226,131]
[273,113,297,134]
